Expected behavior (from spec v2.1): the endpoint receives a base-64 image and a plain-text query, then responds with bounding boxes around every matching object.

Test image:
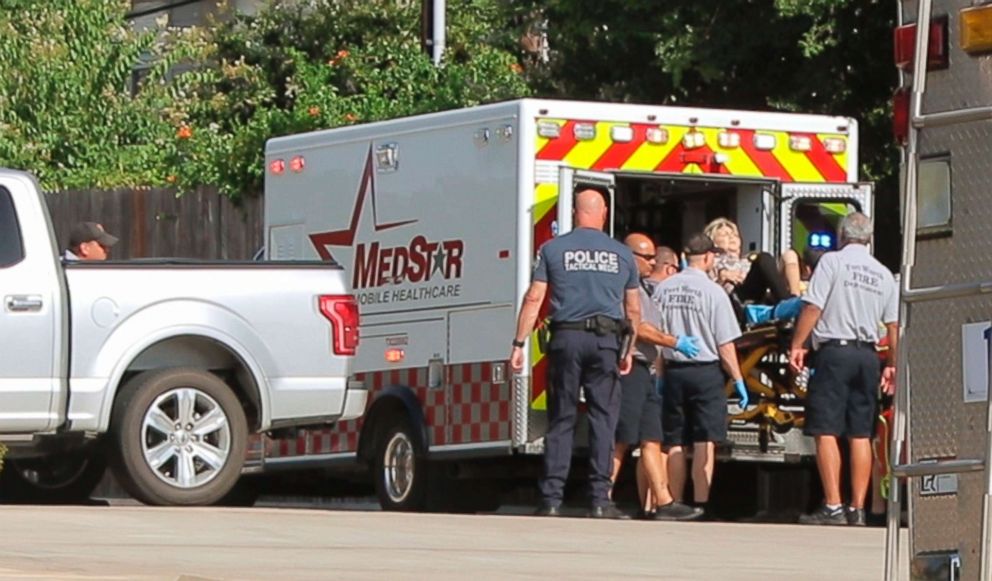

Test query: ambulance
[885,1,992,579]
[262,99,872,511]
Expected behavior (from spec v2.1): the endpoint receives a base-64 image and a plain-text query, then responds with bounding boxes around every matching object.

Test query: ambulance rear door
[778,182,873,255]
[556,168,616,237]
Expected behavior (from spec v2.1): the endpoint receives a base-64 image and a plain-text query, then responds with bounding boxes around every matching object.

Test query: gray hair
[839,212,873,244]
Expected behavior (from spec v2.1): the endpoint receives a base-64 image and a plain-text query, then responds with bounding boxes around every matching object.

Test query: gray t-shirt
[533,227,638,322]
[654,267,742,363]
[803,243,898,349]
[633,283,662,364]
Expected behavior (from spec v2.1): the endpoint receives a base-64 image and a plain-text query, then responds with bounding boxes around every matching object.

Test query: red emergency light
[893,17,949,71]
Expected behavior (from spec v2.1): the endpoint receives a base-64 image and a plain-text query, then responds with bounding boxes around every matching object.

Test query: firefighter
[654,233,747,519]
[611,233,703,521]
[789,212,898,526]
[509,187,640,519]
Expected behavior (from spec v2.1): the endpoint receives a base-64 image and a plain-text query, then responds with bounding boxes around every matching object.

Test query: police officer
[509,187,640,519]
[654,233,747,519]
[789,212,898,526]
[611,233,703,521]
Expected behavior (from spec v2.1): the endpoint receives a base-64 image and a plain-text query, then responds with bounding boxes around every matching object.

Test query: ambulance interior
[609,174,860,259]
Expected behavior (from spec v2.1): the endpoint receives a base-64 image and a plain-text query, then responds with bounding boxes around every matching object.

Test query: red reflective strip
[737,129,794,182]
[536,120,578,160]
[591,124,647,170]
[800,133,847,182]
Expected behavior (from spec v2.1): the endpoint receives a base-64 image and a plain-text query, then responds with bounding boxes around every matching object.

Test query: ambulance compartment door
[779,182,874,255]
[557,168,616,237]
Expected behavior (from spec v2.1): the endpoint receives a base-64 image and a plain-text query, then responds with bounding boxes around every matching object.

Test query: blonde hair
[703,217,739,243]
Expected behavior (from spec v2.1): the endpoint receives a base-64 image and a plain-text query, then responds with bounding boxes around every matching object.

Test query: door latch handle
[5,295,43,312]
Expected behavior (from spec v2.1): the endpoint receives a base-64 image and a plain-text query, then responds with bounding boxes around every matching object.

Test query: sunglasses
[632,251,656,261]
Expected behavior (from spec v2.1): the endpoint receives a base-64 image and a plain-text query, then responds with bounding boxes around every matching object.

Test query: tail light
[893,17,948,71]
[892,87,911,145]
[319,295,359,356]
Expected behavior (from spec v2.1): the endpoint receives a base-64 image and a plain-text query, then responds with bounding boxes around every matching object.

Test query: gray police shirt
[633,283,663,364]
[654,267,742,363]
[803,243,898,349]
[532,227,638,322]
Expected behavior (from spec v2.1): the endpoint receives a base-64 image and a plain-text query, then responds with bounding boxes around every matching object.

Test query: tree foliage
[0,0,529,198]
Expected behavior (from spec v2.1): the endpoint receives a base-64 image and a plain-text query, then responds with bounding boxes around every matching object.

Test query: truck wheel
[373,419,428,511]
[0,450,106,504]
[110,368,247,506]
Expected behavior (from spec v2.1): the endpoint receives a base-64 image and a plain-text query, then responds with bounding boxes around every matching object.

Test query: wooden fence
[45,187,263,260]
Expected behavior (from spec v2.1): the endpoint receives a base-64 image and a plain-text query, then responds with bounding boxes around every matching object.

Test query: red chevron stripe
[591,124,648,170]
[737,129,794,182]
[536,120,579,160]
[655,142,689,172]
[800,133,848,182]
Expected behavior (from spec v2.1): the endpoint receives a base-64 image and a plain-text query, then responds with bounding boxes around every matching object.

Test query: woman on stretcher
[703,218,822,326]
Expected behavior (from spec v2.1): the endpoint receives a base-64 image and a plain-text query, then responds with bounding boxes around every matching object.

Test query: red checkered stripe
[449,362,512,444]
[264,362,510,458]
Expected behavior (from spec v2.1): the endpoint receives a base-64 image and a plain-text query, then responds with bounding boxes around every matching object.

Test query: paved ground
[0,505,909,580]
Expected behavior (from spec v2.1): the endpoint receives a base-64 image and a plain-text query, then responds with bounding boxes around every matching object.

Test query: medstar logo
[309,145,464,290]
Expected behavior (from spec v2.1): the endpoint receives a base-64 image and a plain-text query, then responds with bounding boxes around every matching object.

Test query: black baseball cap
[684,233,717,256]
[69,222,119,248]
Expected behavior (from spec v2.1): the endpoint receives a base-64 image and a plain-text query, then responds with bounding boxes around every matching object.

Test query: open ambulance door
[778,182,874,255]
[557,168,616,237]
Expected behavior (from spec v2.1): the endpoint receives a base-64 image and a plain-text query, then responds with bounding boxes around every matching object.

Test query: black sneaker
[636,508,656,520]
[846,506,866,527]
[534,505,561,517]
[653,501,705,521]
[799,504,847,525]
[587,503,630,520]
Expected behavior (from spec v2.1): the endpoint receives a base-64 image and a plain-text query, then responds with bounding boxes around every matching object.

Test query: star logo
[309,145,417,261]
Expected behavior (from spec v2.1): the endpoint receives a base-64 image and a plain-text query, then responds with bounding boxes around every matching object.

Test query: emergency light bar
[893,17,948,71]
[717,132,740,148]
[789,135,812,152]
[645,128,669,144]
[573,123,596,141]
[753,133,776,151]
[537,121,561,138]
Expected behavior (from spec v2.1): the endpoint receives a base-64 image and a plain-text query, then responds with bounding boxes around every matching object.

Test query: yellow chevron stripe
[535,118,565,153]
[817,133,849,177]
[699,128,763,177]
[769,131,825,182]
[533,182,558,225]
[562,121,615,169]
[531,390,547,411]
[621,126,688,172]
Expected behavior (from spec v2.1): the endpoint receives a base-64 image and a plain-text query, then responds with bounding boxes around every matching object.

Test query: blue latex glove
[675,335,701,358]
[734,379,749,408]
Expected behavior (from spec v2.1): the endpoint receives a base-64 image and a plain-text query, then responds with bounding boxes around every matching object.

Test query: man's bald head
[648,246,679,281]
[573,188,608,229]
[624,232,656,277]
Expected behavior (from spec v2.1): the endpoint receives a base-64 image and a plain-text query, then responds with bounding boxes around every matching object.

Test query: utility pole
[421,0,445,66]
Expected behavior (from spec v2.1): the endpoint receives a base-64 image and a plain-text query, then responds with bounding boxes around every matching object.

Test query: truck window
[791,199,859,255]
[916,156,952,235]
[0,187,25,267]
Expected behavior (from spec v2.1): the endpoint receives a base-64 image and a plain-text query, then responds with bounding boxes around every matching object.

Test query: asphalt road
[0,505,909,580]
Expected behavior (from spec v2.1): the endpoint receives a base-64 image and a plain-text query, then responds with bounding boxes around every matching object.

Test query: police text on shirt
[563,250,620,273]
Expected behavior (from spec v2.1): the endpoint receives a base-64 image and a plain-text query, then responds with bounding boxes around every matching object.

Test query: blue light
[808,232,834,249]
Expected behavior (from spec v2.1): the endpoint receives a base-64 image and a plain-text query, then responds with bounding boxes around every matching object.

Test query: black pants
[804,343,881,438]
[736,252,792,303]
[540,329,621,508]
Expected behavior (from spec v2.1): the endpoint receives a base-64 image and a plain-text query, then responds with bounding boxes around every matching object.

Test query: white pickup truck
[0,170,365,506]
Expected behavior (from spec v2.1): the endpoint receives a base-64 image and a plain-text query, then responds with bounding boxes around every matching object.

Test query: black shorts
[661,362,727,446]
[803,343,881,438]
[615,362,663,445]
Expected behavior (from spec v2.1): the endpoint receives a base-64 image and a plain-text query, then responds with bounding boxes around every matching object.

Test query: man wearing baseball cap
[652,232,747,519]
[64,222,119,261]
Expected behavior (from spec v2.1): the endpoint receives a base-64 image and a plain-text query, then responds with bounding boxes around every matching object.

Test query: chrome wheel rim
[382,431,415,504]
[141,387,231,489]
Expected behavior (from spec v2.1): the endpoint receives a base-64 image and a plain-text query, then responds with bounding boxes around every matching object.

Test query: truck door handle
[5,295,43,312]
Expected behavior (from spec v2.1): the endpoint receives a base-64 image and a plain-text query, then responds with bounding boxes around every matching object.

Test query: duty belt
[819,339,876,350]
[550,315,625,335]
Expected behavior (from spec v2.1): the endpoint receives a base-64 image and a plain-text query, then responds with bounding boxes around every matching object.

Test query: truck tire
[373,418,428,511]
[109,368,247,506]
[0,449,106,504]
